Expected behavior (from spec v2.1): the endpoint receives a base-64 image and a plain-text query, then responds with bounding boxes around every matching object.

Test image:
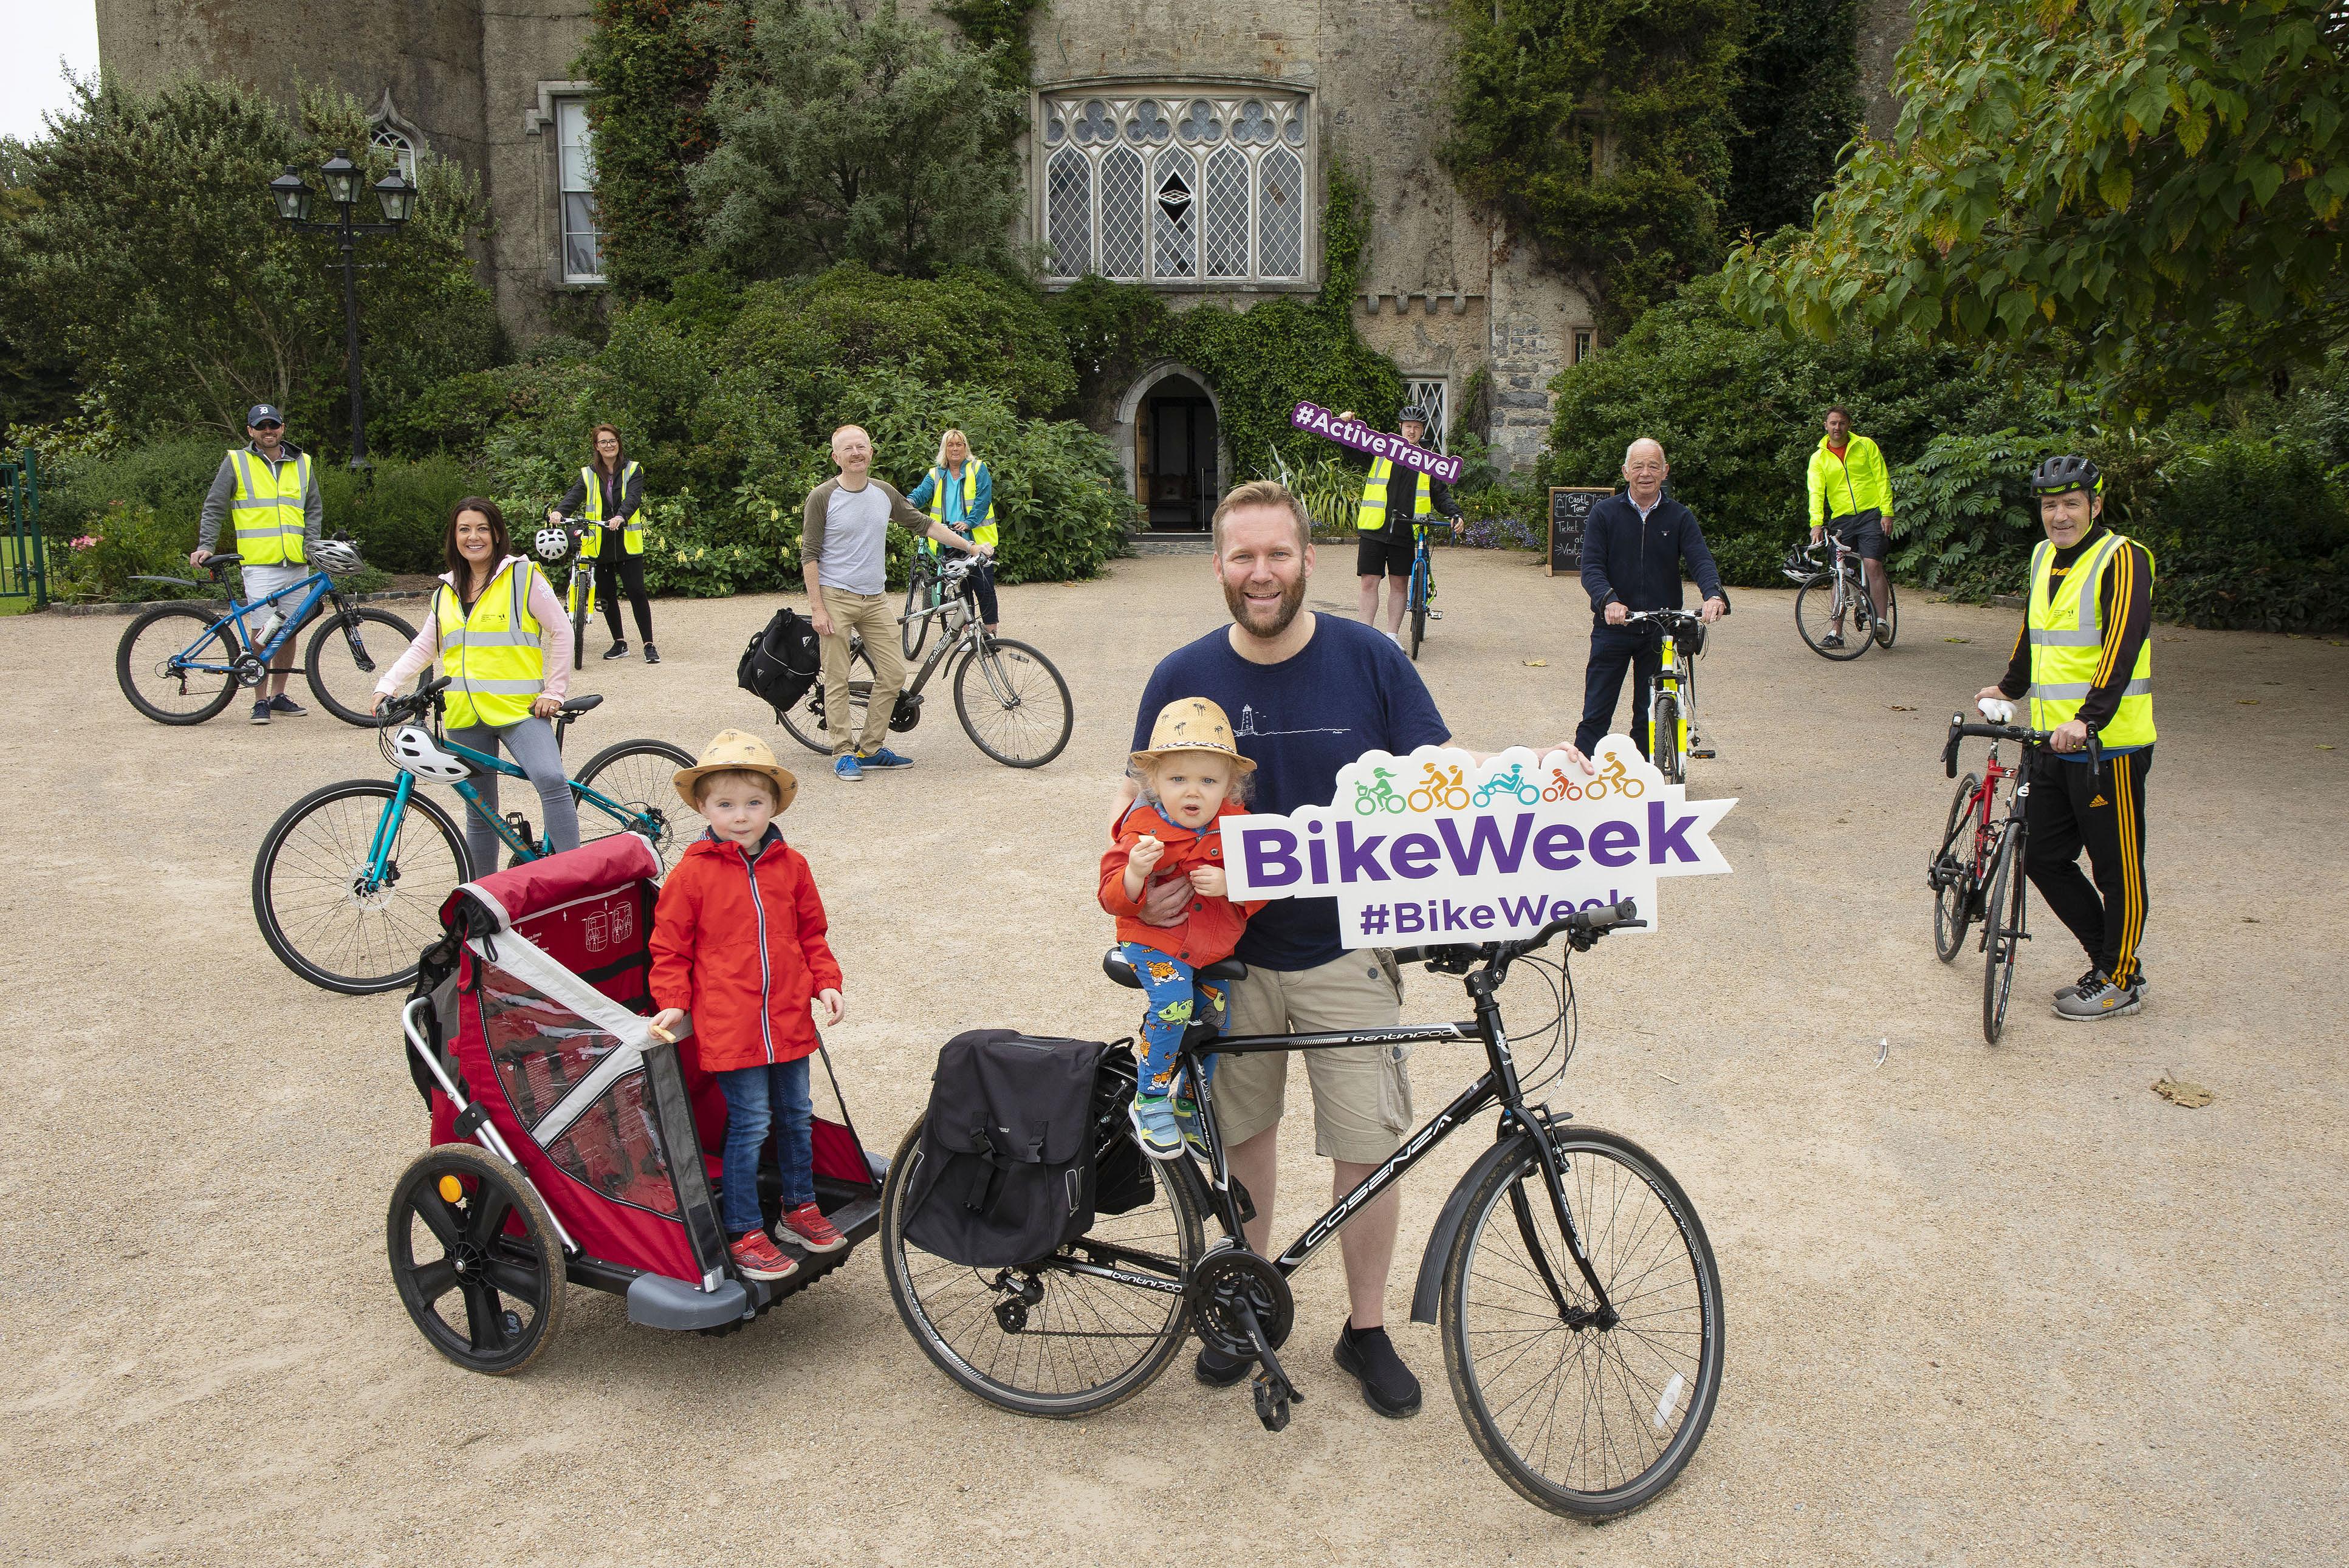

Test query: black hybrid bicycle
[879,900,1724,1521]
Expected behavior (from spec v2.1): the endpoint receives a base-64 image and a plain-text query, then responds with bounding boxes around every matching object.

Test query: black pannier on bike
[737,606,821,719]
[900,1031,1150,1267]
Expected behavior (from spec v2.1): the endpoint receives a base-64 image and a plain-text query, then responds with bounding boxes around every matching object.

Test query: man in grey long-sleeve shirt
[192,403,326,722]
[800,423,989,778]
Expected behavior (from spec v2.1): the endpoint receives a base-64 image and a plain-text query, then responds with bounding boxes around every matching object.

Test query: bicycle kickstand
[1233,1301,1303,1433]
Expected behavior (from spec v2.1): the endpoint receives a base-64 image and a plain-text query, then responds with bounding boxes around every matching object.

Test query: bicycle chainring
[890,692,922,733]
[1186,1247,1294,1358]
[231,652,267,689]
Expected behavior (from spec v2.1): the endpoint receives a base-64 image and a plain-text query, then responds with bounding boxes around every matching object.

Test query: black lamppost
[268,150,416,469]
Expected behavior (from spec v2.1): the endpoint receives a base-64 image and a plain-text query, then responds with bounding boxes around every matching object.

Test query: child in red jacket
[650,730,847,1284]
[1100,698,1264,1160]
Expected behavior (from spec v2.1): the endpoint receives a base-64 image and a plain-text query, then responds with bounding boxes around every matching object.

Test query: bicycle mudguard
[129,575,200,591]
[1408,1126,1545,1326]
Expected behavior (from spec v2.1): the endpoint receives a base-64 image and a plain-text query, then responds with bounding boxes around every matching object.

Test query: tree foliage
[575,0,727,299]
[687,0,1027,279]
[934,0,1049,91]
[1720,0,2349,409]
[1442,0,1751,332]
[0,76,496,453]
[1724,0,1865,238]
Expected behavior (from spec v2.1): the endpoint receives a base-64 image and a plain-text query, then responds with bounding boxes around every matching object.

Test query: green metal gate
[1,448,46,609]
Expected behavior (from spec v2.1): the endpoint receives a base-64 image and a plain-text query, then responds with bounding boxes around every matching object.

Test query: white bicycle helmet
[389,725,473,782]
[314,537,363,575]
[534,526,571,561]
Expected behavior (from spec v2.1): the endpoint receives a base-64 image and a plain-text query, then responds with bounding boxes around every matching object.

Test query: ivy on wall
[936,0,1049,92]
[1441,0,1749,334]
[1724,0,1864,239]
[573,0,726,300]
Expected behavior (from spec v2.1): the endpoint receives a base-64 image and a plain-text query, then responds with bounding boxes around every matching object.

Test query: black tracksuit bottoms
[1575,624,1661,758]
[2023,747,2151,986]
[595,552,654,645]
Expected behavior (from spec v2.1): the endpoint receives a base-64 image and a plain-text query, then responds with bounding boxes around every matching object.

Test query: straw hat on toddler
[673,728,800,812]
[1129,697,1257,773]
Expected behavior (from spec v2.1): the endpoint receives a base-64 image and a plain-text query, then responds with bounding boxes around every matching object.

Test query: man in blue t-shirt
[1119,478,1585,1418]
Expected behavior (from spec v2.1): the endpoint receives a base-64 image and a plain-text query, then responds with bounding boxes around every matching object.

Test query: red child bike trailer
[389,832,882,1374]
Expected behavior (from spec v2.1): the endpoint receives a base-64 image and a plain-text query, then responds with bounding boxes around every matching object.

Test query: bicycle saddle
[205,554,244,572]
[1102,948,1249,990]
[557,694,604,714]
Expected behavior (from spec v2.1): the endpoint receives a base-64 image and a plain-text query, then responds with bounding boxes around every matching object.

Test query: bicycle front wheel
[304,607,419,726]
[1794,577,1867,660]
[902,560,935,662]
[1933,773,1981,963]
[954,635,1073,768]
[569,565,593,663]
[253,779,470,995]
[780,644,873,756]
[1650,694,1682,785]
[1981,821,2029,1044]
[1874,578,1899,648]
[879,1123,1205,1419]
[1410,558,1429,662]
[117,604,242,724]
[1442,1125,1724,1520]
[575,739,697,875]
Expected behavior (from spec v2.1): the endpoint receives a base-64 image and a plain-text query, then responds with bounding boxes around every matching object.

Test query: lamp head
[373,169,416,225]
[268,166,313,223]
[319,150,360,206]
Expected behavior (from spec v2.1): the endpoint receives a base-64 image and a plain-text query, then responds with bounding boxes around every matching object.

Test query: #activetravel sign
[1289,401,1465,484]
[1222,741,1735,946]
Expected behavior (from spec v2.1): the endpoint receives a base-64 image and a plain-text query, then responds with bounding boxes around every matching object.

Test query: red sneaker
[776,1202,848,1254]
[729,1228,800,1281]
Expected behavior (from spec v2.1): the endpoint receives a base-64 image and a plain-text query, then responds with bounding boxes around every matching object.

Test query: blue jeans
[716,1056,814,1237]
[1121,941,1228,1099]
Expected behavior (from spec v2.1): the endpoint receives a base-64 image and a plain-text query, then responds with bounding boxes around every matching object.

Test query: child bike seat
[1102,948,1249,990]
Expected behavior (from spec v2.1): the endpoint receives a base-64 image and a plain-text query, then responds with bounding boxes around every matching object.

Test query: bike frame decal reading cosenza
[1222,741,1735,944]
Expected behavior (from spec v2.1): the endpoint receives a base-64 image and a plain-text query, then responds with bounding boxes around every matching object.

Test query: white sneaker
[1387,630,1404,648]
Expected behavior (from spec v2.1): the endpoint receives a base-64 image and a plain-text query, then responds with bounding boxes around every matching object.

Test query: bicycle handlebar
[379,673,453,722]
[1392,898,1646,976]
[1943,713,2102,777]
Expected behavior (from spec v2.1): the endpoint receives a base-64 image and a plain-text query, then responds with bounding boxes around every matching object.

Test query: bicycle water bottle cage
[390,725,473,782]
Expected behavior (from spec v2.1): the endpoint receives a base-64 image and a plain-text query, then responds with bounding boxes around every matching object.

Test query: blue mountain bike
[115,544,416,726]
[1406,527,1441,662]
[251,675,695,995]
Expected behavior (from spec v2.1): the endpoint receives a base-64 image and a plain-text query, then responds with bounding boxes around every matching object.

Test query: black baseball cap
[246,403,285,428]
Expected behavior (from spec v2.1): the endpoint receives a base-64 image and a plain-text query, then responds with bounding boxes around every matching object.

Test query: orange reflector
[437,1175,464,1203]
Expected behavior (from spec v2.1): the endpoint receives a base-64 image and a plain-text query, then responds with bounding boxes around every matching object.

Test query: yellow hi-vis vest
[437,560,547,730]
[227,448,311,566]
[2026,531,2156,747]
[1356,455,1435,533]
[580,460,644,555]
[925,459,995,548]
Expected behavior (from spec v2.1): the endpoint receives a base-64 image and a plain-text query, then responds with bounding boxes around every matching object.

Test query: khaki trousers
[818,590,906,757]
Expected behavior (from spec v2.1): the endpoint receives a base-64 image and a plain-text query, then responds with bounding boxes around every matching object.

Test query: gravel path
[4,550,2342,1565]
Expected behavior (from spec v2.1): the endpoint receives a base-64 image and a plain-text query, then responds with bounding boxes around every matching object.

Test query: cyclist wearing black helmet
[1974,453,2155,1021]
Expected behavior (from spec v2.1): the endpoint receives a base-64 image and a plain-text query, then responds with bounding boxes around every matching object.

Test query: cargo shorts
[1213,951,1413,1163]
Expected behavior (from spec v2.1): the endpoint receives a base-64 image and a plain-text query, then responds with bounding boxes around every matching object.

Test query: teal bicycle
[115,539,417,726]
[250,674,695,995]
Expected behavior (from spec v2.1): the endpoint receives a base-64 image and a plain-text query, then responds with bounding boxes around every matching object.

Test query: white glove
[1978,697,2017,724]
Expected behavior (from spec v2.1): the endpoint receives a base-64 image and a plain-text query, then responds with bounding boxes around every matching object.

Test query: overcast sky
[2,2,100,145]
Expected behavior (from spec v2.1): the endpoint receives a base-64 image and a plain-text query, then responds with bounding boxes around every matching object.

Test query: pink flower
[70,535,98,549]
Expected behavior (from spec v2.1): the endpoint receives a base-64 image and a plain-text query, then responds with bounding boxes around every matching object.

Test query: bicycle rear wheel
[1650,693,1682,785]
[1981,821,2029,1043]
[780,644,873,755]
[1794,576,1868,660]
[575,739,697,875]
[1933,774,1981,962]
[117,604,242,724]
[954,635,1073,768]
[1442,1125,1724,1520]
[304,607,419,726]
[253,779,470,995]
[879,1123,1205,1418]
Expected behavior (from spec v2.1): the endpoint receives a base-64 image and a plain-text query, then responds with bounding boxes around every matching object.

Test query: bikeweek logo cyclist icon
[1226,738,1737,945]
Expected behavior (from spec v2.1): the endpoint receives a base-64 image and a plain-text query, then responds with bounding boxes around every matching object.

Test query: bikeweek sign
[1222,741,1735,947]
[1289,400,1466,485]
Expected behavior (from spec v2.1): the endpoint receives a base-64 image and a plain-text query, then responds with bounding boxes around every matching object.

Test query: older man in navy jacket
[1575,438,1727,757]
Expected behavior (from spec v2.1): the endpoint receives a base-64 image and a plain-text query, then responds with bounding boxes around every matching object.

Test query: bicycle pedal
[1689,748,1715,759]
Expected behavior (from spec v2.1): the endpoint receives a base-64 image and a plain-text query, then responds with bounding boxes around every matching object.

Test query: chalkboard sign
[1548,487,1613,577]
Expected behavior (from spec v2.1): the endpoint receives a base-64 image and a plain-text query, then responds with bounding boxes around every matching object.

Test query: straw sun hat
[1128,697,1257,774]
[672,728,800,813]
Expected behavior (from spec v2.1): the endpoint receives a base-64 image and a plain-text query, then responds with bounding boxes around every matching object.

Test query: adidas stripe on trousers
[2023,746,2151,987]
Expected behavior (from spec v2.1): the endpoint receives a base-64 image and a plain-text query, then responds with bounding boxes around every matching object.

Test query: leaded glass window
[555,98,603,284]
[1040,89,1309,284]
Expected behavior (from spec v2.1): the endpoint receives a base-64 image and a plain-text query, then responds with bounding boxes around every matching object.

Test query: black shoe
[1195,1342,1255,1387]
[1820,633,1845,649]
[1333,1320,1421,1417]
[642,643,660,665]
[603,642,629,660]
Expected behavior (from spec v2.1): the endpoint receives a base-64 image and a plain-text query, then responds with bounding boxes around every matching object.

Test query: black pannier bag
[737,606,821,719]
[902,1030,1131,1267]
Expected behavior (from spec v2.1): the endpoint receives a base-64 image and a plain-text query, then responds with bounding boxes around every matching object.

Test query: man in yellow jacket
[1806,406,1894,650]
[1975,454,2154,1022]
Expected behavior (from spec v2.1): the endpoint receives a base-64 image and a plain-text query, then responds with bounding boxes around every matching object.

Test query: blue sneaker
[859,746,914,769]
[1130,1096,1184,1162]
[268,694,307,716]
[833,754,863,782]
